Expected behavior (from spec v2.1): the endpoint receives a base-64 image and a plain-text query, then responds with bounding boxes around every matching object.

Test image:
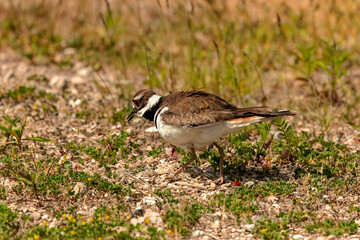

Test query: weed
[0,116,52,150]
[318,40,351,104]
[163,201,205,236]
[0,203,20,239]
[305,219,358,236]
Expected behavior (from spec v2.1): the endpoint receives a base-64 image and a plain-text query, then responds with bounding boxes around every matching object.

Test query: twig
[243,51,268,105]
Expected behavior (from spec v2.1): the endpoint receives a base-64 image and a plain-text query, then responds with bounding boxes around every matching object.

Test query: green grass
[1,1,360,238]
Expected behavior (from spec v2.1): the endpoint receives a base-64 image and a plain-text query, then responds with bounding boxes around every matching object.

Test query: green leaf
[0,125,11,134]
[3,116,19,127]
[24,137,53,142]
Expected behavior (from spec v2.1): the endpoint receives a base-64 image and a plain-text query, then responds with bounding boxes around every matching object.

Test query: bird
[126,89,296,184]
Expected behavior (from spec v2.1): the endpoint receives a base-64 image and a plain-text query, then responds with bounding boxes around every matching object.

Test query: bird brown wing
[159,90,275,127]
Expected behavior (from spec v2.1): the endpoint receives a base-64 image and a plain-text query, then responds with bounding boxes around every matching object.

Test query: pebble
[31,212,41,220]
[49,76,66,90]
[134,206,144,216]
[267,195,278,202]
[316,236,327,240]
[73,182,87,195]
[244,181,255,187]
[141,196,157,206]
[243,224,255,231]
[212,220,220,229]
[292,234,304,240]
[192,230,205,237]
[41,214,49,220]
[144,209,162,224]
[210,182,216,189]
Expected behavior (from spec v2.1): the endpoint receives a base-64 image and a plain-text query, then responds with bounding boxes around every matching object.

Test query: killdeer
[127,89,296,184]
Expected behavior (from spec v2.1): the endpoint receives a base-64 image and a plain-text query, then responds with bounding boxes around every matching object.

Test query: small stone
[31,212,41,220]
[41,214,49,220]
[316,236,327,240]
[267,196,278,202]
[337,196,344,202]
[134,206,144,216]
[244,181,255,187]
[70,76,86,84]
[212,220,220,229]
[77,68,91,77]
[141,196,156,206]
[50,76,66,90]
[243,224,255,231]
[272,204,280,209]
[292,234,304,240]
[49,220,57,228]
[192,230,205,237]
[113,226,127,233]
[210,182,216,189]
[130,217,144,226]
[73,182,87,195]
[90,206,97,215]
[144,209,161,224]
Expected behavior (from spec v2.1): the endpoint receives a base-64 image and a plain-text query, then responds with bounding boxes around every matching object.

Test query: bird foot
[171,146,177,158]
[213,177,224,185]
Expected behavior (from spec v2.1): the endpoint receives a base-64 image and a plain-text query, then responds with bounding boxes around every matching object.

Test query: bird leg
[174,146,197,176]
[213,142,225,184]
[166,147,197,183]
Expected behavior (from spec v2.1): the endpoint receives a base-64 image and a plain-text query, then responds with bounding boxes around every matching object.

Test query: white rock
[192,230,205,237]
[272,204,280,209]
[63,48,76,55]
[70,76,86,84]
[212,220,220,229]
[77,68,91,77]
[113,226,127,233]
[31,212,41,220]
[292,234,304,240]
[73,182,87,195]
[50,76,66,90]
[41,214,49,220]
[130,217,144,226]
[144,209,162,224]
[267,196,278,202]
[49,220,57,228]
[90,206,97,215]
[244,181,255,187]
[142,196,157,206]
[243,224,255,231]
[316,236,327,240]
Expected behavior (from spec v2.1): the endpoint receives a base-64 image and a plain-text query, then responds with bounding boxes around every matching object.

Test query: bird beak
[126,109,136,122]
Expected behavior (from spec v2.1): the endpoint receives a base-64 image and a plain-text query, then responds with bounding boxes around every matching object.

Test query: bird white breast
[156,107,263,151]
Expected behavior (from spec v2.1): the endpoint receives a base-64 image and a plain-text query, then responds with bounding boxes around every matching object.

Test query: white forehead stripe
[137,94,161,117]
[134,95,142,101]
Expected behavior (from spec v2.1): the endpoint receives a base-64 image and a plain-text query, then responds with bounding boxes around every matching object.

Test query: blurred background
[1,0,359,133]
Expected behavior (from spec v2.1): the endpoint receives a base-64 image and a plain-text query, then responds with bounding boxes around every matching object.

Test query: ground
[0,1,360,240]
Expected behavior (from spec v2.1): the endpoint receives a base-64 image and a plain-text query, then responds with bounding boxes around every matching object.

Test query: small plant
[305,219,358,236]
[0,116,52,150]
[0,203,20,239]
[163,201,205,236]
[252,217,289,240]
[318,40,351,104]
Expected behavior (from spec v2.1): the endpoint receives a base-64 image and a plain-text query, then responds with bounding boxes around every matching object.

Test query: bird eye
[134,100,140,107]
